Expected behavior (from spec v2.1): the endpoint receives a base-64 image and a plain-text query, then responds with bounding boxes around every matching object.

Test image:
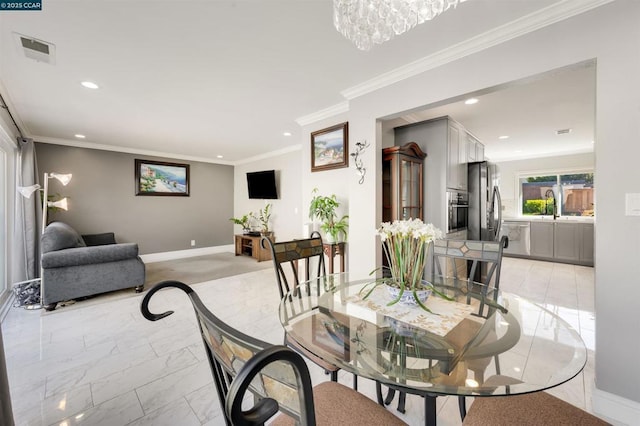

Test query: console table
[235,234,273,262]
[323,241,345,274]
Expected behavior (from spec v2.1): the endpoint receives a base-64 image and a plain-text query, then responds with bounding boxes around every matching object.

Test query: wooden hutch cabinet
[382,142,426,222]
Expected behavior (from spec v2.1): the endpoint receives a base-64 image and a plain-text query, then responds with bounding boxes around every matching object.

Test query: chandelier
[333,0,468,51]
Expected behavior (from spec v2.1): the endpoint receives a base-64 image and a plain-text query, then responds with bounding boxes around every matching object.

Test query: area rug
[144,251,273,286]
[41,252,273,314]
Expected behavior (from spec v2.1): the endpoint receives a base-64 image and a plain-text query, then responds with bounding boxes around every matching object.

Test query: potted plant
[229,213,252,234]
[255,203,273,236]
[308,188,348,243]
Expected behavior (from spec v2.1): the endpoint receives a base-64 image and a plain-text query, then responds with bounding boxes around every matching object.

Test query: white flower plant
[360,218,452,314]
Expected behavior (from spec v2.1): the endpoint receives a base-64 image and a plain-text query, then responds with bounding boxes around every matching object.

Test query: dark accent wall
[35,143,234,254]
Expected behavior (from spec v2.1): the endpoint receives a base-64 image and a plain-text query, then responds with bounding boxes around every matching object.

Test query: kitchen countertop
[503,216,595,223]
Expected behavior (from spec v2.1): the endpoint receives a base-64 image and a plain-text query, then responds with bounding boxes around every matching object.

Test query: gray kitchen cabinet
[466,134,485,163]
[554,222,581,262]
[476,141,485,162]
[530,221,554,258]
[526,220,594,265]
[393,116,480,235]
[580,223,594,263]
[447,120,467,191]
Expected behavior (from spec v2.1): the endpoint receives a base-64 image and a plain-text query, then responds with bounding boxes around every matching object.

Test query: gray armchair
[41,221,145,311]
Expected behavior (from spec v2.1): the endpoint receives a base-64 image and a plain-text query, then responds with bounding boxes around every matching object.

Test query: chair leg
[397,391,406,414]
[458,396,467,421]
[375,382,398,406]
[424,395,437,426]
[353,373,358,390]
[330,370,338,382]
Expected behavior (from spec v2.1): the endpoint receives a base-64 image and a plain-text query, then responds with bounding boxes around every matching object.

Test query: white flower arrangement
[361,218,448,313]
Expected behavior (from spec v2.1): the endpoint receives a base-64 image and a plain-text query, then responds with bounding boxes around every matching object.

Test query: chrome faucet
[545,189,558,220]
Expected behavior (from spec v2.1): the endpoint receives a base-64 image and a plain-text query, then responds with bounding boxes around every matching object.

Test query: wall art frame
[310,122,349,172]
[135,159,190,196]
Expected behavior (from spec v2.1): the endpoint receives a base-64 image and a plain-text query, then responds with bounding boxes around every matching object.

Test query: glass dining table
[279,273,587,426]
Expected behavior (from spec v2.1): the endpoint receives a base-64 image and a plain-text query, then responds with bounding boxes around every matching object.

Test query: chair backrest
[262,232,326,300]
[431,236,508,291]
[140,281,316,425]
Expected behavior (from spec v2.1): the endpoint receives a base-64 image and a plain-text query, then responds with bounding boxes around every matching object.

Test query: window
[520,172,594,217]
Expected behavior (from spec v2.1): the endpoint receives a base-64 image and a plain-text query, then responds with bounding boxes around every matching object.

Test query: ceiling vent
[556,128,572,135]
[13,33,56,64]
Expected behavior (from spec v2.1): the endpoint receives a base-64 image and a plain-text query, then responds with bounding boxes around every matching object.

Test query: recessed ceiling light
[74,134,86,139]
[81,81,99,89]
[283,132,292,137]
[216,155,223,159]
[498,135,509,140]
[464,98,478,105]
[515,150,524,153]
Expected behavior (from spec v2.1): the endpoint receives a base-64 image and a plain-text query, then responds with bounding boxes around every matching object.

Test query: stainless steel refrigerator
[468,161,502,242]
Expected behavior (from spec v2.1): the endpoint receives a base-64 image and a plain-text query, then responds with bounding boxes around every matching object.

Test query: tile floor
[1,257,597,426]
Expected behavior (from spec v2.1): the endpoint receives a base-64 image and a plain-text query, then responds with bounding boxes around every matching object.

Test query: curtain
[12,137,40,281]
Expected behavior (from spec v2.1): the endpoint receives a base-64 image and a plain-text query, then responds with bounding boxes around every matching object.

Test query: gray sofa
[41,221,145,310]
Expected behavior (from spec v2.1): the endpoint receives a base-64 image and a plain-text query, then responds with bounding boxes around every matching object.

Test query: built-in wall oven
[447,190,469,235]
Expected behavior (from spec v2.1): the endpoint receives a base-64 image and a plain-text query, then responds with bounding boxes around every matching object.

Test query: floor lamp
[16,172,72,309]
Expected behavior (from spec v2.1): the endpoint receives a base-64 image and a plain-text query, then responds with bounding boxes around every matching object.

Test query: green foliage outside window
[523,199,554,215]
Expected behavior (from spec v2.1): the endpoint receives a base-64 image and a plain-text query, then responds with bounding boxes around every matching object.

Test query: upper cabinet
[447,120,467,191]
[382,142,426,222]
[393,116,484,234]
[466,133,485,163]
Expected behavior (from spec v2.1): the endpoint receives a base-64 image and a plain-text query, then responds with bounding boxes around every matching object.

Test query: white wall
[497,152,595,217]
[300,113,370,277]
[233,147,303,241]
[296,1,640,421]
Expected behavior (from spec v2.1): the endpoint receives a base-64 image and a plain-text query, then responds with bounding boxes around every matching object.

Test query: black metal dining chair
[262,232,358,389]
[375,237,509,417]
[430,236,510,420]
[430,236,509,317]
[140,280,406,426]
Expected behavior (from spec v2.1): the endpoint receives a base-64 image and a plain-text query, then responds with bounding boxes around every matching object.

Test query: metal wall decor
[350,140,369,184]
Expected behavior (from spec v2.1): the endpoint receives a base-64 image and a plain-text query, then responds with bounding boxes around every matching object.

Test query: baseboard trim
[140,245,235,263]
[592,387,640,425]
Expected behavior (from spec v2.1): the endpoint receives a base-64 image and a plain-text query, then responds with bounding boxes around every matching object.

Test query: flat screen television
[247,170,278,199]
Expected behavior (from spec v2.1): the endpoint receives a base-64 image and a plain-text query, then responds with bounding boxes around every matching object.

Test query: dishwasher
[499,221,531,256]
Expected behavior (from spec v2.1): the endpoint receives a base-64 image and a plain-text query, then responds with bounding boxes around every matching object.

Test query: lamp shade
[47,198,69,211]
[17,184,41,198]
[49,173,72,186]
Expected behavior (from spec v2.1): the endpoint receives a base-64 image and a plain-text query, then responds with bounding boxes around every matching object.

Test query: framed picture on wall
[311,122,349,172]
[135,159,190,196]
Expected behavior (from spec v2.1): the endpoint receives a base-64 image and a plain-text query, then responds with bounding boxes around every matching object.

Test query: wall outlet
[190,240,196,246]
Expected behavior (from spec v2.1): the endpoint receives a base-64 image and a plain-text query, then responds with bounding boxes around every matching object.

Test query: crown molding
[295,101,349,127]
[33,136,234,165]
[341,0,614,101]
[34,135,301,166]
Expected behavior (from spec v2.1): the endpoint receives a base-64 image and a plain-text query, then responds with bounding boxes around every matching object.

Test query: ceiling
[0,0,598,164]
[387,60,596,162]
